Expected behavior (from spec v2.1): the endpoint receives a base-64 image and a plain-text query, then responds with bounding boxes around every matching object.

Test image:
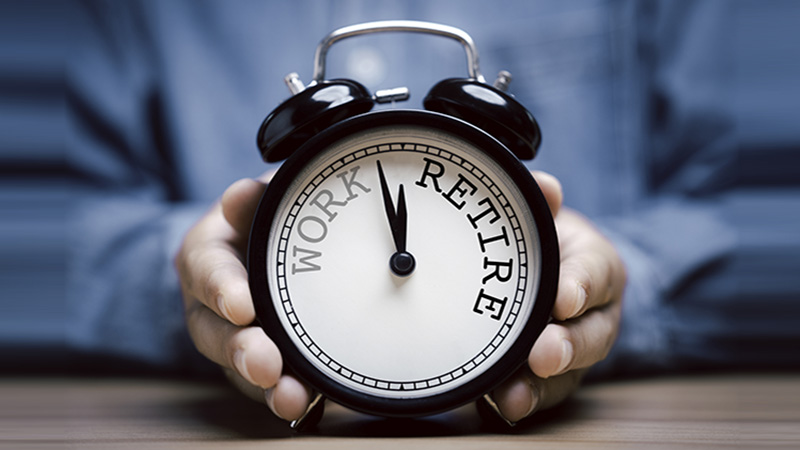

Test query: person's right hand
[175,174,314,421]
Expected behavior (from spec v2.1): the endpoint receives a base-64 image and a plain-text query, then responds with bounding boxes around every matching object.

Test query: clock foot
[290,392,326,431]
[477,393,516,428]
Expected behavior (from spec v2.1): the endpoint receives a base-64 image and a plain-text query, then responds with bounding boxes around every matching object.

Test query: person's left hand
[488,172,626,424]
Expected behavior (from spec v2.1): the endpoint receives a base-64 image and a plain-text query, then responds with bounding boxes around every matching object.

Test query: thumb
[531,171,563,218]
[221,178,269,236]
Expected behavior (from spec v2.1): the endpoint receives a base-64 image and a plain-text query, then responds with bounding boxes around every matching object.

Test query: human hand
[176,170,623,425]
[175,173,312,421]
[488,171,626,424]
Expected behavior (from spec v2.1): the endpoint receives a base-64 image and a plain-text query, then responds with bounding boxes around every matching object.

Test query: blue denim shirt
[3,0,798,374]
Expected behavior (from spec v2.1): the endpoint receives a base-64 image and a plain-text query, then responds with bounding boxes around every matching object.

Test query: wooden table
[3,373,798,449]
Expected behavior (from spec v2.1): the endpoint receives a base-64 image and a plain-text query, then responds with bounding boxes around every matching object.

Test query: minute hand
[376,160,403,252]
[376,160,415,277]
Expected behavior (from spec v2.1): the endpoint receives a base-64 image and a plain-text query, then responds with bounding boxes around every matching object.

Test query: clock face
[249,111,557,417]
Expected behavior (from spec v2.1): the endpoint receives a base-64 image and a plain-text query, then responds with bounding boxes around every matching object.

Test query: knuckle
[183,301,204,344]
[182,245,210,292]
[541,322,570,346]
[196,249,242,299]
[562,260,591,292]
[600,308,621,358]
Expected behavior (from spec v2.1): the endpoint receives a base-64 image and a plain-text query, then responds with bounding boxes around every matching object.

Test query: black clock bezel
[248,109,558,418]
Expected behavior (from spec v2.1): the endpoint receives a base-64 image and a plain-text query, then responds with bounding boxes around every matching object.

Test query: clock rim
[248,109,559,418]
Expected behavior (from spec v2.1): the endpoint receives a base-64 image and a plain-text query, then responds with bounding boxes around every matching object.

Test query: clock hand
[376,160,415,276]
[376,160,401,251]
[395,184,407,253]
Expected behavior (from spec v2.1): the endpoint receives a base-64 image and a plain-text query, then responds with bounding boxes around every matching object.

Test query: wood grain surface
[2,373,797,449]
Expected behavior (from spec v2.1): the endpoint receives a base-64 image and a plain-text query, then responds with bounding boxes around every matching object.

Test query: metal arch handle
[311,20,485,84]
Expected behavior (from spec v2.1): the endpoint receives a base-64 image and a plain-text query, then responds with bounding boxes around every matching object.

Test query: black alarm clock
[248,21,558,427]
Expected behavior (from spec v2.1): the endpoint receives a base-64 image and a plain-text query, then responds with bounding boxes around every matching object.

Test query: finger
[491,367,586,423]
[223,369,313,421]
[265,375,314,421]
[180,241,254,325]
[531,170,563,218]
[184,299,282,388]
[552,210,626,320]
[554,249,616,320]
[529,302,621,379]
[221,177,269,238]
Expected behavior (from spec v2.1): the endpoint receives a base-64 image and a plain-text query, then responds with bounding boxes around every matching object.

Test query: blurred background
[1,0,798,377]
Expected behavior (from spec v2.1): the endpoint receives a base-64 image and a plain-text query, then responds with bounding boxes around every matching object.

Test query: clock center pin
[390,251,416,277]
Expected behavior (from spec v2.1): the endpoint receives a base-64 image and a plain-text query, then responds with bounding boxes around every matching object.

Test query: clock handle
[258,21,540,162]
[309,21,541,161]
[311,20,485,84]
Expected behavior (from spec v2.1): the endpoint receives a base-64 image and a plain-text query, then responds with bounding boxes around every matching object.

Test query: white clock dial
[265,125,541,399]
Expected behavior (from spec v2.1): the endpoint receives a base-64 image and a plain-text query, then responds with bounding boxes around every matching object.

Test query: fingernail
[234,349,255,385]
[264,388,285,420]
[570,283,587,318]
[577,284,587,312]
[217,294,232,322]
[523,381,540,418]
[555,338,574,375]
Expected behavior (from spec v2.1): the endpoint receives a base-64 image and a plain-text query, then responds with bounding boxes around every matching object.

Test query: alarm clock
[248,21,558,427]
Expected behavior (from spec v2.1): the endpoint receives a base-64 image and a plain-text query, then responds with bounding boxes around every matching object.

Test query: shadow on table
[190,385,588,438]
[187,386,294,439]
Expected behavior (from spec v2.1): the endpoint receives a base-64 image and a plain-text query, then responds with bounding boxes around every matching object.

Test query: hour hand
[395,184,407,252]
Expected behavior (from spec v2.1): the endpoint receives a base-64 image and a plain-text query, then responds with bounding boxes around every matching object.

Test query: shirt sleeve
[590,0,800,376]
[59,1,211,372]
